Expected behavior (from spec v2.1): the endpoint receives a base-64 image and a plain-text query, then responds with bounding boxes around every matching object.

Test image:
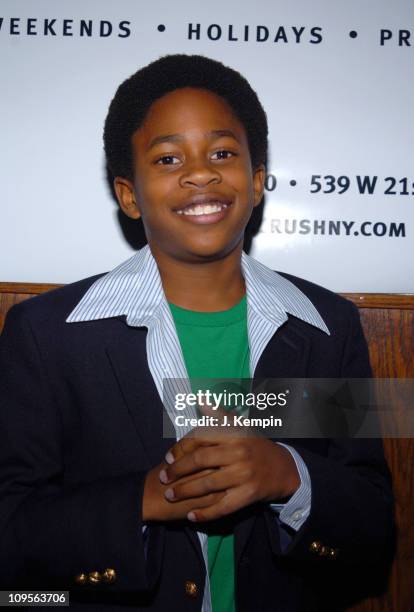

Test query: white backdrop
[1,0,413,291]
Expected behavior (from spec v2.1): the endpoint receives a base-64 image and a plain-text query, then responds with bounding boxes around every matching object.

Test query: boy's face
[114,87,264,264]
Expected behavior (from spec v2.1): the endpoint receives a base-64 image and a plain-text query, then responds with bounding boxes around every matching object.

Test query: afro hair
[103,54,268,181]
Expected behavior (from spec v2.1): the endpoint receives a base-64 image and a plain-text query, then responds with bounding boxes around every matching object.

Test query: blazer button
[309,541,322,554]
[88,571,102,584]
[74,573,88,585]
[185,581,198,598]
[102,568,117,583]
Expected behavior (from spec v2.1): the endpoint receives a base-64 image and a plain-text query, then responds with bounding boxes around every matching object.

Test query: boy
[0,55,393,611]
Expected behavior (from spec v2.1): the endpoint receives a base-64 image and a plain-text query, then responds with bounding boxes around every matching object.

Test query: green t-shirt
[169,296,250,612]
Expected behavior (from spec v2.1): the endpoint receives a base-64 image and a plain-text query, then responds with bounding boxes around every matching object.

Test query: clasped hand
[142,410,300,523]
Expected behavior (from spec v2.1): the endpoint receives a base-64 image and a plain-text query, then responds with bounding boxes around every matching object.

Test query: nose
[179,159,221,189]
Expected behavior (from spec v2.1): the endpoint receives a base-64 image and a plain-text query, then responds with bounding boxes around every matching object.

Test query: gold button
[75,573,88,585]
[309,541,322,554]
[102,568,117,583]
[88,571,101,584]
[185,581,198,598]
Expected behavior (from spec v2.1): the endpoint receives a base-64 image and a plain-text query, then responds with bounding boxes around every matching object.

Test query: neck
[150,244,246,312]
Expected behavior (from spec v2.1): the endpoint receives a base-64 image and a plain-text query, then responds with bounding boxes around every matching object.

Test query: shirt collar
[241,251,330,334]
[66,245,163,327]
[66,244,329,335]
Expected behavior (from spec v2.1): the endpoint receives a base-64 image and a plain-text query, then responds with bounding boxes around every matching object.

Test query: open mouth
[176,202,230,216]
[173,195,233,223]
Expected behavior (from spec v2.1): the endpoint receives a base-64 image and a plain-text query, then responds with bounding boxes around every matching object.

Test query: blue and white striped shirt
[67,245,329,611]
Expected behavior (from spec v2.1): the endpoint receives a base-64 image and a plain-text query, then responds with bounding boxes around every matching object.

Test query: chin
[184,241,242,262]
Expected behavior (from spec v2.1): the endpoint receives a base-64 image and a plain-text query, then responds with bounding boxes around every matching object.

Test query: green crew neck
[168,295,246,327]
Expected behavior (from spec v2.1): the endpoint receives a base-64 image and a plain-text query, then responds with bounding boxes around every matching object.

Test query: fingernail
[159,469,169,483]
[187,512,197,522]
[165,488,175,501]
[165,451,175,464]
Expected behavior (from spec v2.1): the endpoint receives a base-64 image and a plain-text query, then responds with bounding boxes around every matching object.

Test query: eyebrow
[146,129,241,151]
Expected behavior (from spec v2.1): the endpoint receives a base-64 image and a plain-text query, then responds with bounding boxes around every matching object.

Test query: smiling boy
[0,55,393,611]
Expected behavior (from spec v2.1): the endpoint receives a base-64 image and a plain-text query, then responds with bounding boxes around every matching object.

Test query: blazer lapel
[254,318,312,379]
[235,318,312,565]
[105,319,206,567]
[105,319,172,468]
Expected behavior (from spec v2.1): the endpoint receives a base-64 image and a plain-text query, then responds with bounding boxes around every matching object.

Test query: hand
[159,428,300,523]
[142,458,225,522]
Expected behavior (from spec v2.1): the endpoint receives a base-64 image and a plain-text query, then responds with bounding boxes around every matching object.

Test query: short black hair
[103,54,268,180]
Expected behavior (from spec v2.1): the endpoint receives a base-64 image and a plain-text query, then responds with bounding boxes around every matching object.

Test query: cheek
[228,164,255,194]
[140,171,177,200]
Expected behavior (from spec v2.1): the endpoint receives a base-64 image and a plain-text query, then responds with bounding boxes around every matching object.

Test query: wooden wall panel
[358,308,414,378]
[344,303,414,612]
[1,283,414,612]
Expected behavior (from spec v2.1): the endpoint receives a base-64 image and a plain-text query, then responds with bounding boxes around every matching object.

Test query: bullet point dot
[290,180,297,187]
[157,24,166,32]
[349,30,358,39]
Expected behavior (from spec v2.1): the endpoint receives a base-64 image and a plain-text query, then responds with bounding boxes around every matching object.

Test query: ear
[252,165,265,208]
[113,177,141,220]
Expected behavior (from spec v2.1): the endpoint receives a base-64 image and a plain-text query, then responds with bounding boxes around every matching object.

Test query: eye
[155,155,180,165]
[211,150,235,160]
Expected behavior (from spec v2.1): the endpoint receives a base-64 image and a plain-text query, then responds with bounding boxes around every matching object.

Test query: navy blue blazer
[0,272,394,611]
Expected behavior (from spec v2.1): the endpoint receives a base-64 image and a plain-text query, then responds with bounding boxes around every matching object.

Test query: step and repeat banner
[1,0,413,291]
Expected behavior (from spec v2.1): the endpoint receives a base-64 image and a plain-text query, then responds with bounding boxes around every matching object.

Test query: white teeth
[176,202,228,216]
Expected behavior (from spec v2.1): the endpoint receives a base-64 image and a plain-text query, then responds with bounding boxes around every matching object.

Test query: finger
[186,484,254,522]
[165,435,215,465]
[174,467,216,486]
[162,444,239,483]
[165,490,227,521]
[185,490,226,510]
[165,465,240,502]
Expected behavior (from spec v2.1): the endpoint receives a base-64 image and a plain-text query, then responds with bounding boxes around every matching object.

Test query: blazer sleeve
[0,303,163,592]
[264,301,395,565]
